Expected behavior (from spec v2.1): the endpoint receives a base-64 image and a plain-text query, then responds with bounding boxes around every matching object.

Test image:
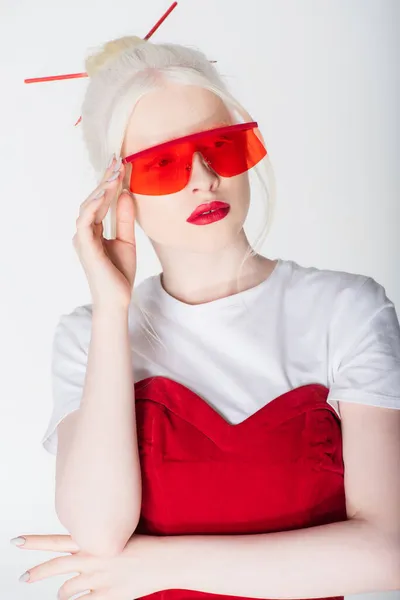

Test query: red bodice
[133,376,347,600]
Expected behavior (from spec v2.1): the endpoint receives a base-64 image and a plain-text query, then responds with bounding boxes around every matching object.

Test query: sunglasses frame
[121,121,261,166]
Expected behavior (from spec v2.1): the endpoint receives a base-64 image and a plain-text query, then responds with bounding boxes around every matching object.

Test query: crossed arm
[159,402,400,598]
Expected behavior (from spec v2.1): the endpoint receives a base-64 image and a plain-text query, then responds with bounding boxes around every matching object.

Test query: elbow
[89,523,140,558]
[56,503,140,558]
[81,525,140,557]
[75,539,129,558]
[56,521,136,558]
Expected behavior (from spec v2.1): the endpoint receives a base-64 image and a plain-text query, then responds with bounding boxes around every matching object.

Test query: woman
[13,35,400,600]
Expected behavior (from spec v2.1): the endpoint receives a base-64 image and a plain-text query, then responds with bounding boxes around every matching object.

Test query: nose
[188,151,219,192]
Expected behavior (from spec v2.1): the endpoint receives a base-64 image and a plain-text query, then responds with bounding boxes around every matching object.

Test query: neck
[152,230,275,305]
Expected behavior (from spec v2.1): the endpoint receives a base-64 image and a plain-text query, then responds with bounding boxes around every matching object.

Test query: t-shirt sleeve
[327,276,400,411]
[41,304,93,455]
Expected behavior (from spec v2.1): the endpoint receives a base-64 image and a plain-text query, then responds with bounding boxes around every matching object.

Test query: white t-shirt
[42,257,400,455]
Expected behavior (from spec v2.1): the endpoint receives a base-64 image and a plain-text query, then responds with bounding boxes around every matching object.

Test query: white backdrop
[1,0,399,598]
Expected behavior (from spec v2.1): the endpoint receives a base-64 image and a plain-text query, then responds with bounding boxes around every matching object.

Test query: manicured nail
[10,537,26,546]
[19,571,30,583]
[113,156,122,172]
[107,153,116,168]
[93,189,106,200]
[106,171,120,182]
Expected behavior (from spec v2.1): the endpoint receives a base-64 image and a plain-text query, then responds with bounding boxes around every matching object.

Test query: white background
[0,0,399,598]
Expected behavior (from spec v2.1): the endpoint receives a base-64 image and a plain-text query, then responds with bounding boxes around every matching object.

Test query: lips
[187,201,230,221]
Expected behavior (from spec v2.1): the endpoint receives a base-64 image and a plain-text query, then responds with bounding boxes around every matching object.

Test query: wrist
[157,535,195,591]
[92,303,130,317]
[156,535,184,590]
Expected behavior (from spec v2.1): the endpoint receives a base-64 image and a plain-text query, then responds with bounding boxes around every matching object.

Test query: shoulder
[284,260,398,359]
[287,258,367,292]
[287,259,392,314]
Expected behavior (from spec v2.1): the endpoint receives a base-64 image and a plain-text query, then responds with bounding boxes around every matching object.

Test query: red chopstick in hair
[24,2,179,85]
[144,1,177,40]
[23,2,215,127]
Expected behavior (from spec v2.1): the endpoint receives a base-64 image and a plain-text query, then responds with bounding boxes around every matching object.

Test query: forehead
[122,83,234,156]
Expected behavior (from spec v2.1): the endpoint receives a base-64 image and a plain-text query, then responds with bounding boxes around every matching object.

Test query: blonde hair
[81,36,277,349]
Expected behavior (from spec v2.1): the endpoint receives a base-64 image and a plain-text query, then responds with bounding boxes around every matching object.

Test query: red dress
[134,376,347,600]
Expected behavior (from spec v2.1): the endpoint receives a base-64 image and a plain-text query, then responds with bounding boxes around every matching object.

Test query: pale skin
[12,84,400,597]
[119,82,278,304]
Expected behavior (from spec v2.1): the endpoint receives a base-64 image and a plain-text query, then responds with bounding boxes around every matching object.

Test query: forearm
[56,306,141,556]
[165,518,400,598]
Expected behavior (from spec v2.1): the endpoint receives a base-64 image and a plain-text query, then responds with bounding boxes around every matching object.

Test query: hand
[11,532,171,599]
[73,155,137,311]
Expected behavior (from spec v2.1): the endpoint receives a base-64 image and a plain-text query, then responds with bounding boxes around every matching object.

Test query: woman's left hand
[11,532,172,599]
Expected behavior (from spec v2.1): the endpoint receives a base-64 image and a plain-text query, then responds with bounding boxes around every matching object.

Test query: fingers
[20,554,88,583]
[57,574,97,600]
[115,191,136,245]
[102,154,123,183]
[75,158,125,233]
[79,159,124,214]
[10,534,80,554]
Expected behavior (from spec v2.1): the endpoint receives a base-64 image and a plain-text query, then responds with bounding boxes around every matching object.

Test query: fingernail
[107,153,116,168]
[19,571,30,583]
[10,537,26,546]
[93,189,106,200]
[106,171,120,182]
[113,156,122,172]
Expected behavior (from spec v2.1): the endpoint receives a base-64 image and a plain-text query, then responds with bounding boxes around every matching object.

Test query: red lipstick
[187,201,230,225]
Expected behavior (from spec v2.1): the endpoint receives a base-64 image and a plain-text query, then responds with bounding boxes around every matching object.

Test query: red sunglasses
[121,121,267,196]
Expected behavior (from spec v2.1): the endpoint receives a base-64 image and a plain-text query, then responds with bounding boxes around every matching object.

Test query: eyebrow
[124,122,248,165]
[125,120,233,157]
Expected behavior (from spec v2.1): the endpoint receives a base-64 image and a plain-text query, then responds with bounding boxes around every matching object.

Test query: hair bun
[85,35,148,77]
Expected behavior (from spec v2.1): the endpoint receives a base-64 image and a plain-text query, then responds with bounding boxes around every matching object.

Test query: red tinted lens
[130,144,190,196]
[198,128,267,177]
[127,124,267,196]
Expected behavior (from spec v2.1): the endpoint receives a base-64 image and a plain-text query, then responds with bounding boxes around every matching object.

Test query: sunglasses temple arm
[238,106,266,148]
